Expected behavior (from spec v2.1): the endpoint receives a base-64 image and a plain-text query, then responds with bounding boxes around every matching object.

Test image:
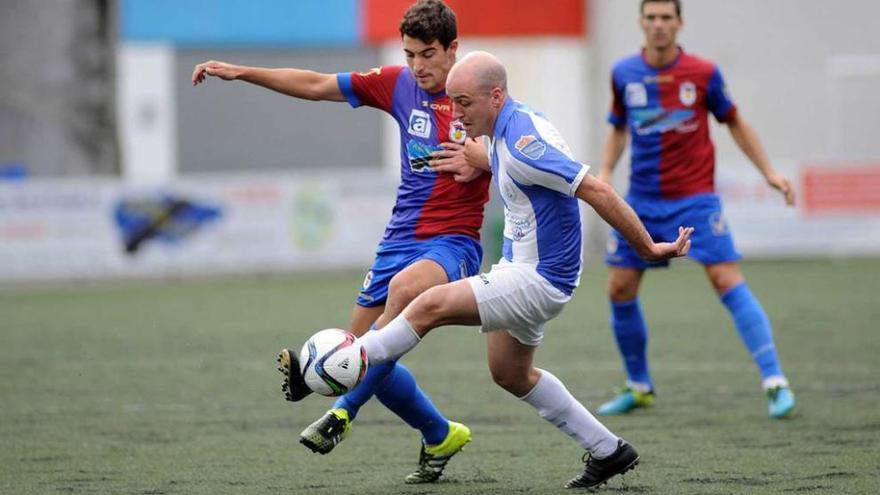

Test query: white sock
[520,369,619,458]
[762,375,789,390]
[358,314,421,364]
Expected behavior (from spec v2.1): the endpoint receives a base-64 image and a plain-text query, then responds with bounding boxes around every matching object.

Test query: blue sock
[611,298,653,390]
[375,363,449,445]
[721,282,784,380]
[334,360,395,420]
[333,326,449,445]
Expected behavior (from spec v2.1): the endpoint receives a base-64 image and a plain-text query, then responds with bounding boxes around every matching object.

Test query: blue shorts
[605,193,741,270]
[357,235,483,307]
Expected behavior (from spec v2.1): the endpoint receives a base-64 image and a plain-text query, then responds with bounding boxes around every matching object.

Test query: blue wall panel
[122,0,359,47]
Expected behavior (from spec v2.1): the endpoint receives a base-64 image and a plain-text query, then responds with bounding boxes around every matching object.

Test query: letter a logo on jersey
[408,109,432,138]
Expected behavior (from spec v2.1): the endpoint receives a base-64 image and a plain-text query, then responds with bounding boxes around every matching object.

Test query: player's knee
[489,363,530,396]
[387,274,424,309]
[608,278,639,301]
[407,286,448,327]
[707,264,744,295]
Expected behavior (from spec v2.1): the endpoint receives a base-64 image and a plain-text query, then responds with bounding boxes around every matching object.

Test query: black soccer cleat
[565,439,640,490]
[299,409,351,455]
[277,348,312,402]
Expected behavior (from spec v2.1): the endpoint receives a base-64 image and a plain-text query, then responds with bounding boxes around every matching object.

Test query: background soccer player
[596,0,796,418]
[192,0,488,482]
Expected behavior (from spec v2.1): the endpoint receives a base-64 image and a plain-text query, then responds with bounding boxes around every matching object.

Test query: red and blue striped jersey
[608,48,737,200]
[337,65,490,241]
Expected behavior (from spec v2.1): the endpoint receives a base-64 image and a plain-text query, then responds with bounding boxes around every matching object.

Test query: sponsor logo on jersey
[625,82,648,107]
[431,102,451,111]
[479,273,490,285]
[514,135,546,160]
[408,109,432,138]
[449,121,467,144]
[406,140,440,173]
[679,81,697,106]
[643,74,674,84]
[359,67,382,77]
[632,107,696,135]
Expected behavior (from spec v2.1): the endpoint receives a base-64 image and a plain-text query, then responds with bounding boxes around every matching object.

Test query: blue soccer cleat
[767,385,795,419]
[596,387,654,416]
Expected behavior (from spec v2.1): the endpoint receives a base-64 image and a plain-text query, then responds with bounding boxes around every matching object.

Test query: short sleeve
[707,66,737,123]
[607,71,627,128]
[504,134,589,197]
[337,65,403,113]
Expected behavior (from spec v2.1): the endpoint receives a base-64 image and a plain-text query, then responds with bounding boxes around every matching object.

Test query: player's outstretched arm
[597,126,628,183]
[727,114,795,206]
[191,60,346,102]
[430,138,490,182]
[576,174,692,261]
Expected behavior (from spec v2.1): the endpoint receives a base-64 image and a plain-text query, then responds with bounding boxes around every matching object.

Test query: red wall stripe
[364,0,586,43]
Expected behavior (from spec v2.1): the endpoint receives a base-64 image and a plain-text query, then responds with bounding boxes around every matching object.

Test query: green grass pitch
[2,259,878,494]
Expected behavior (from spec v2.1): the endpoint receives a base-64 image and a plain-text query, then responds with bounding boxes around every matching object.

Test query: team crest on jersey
[449,121,467,144]
[514,135,546,160]
[408,109,432,139]
[679,81,697,107]
[625,82,648,107]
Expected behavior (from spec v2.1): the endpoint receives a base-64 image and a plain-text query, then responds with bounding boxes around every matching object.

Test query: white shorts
[466,261,571,346]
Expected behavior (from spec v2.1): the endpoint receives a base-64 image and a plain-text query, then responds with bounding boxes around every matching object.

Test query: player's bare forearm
[576,175,692,261]
[728,115,796,206]
[240,67,345,102]
[192,60,345,102]
[464,138,490,171]
[598,126,628,183]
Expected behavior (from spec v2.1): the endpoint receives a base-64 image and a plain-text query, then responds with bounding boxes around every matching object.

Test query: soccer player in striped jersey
[596,0,796,419]
[353,50,692,489]
[192,0,486,483]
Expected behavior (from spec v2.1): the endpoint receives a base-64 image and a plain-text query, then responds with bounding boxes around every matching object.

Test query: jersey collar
[641,45,683,71]
[492,96,517,139]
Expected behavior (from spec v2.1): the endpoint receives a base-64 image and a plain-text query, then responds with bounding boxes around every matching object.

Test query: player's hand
[192,60,243,86]
[646,226,693,261]
[430,142,484,183]
[766,172,796,207]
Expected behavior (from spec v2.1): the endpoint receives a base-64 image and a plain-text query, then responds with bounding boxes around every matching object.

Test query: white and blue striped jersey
[488,98,589,295]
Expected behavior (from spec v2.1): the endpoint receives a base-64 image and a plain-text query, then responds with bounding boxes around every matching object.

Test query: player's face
[403,36,458,93]
[640,2,681,50]
[449,81,503,138]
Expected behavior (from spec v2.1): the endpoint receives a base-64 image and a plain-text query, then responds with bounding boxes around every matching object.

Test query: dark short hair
[399,0,458,49]
[640,0,682,17]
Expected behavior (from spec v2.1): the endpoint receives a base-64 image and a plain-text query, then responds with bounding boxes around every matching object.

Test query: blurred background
[3,3,879,494]
[1,0,879,282]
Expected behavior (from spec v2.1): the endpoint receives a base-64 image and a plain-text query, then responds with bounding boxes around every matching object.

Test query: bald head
[448,51,507,94]
[446,51,509,137]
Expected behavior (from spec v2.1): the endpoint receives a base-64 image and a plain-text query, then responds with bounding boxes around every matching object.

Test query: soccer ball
[300,328,368,397]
